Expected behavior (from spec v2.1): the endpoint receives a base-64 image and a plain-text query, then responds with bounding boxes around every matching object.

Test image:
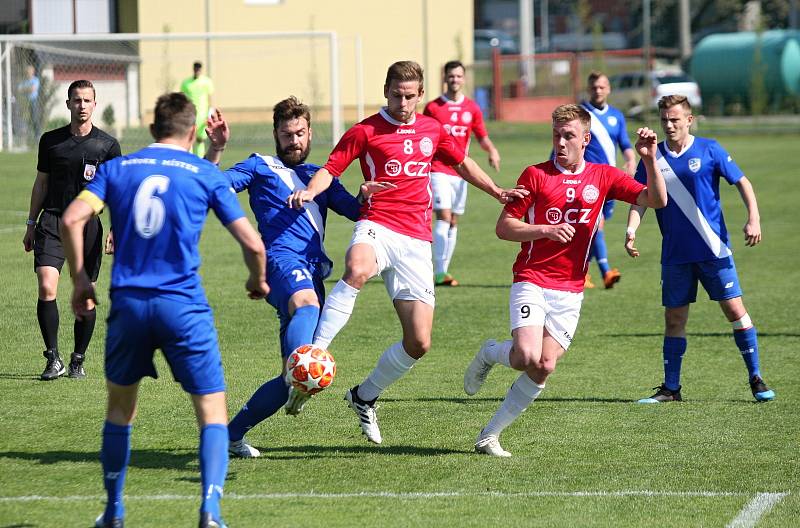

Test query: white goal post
[0,31,354,152]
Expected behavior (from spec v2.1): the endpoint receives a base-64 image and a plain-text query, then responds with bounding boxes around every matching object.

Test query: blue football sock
[285,305,320,354]
[228,375,289,441]
[592,230,610,276]
[734,326,760,379]
[199,424,228,521]
[101,421,132,522]
[663,336,687,391]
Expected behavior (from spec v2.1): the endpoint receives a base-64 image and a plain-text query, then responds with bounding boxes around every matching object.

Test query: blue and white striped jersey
[635,136,744,265]
[224,154,361,274]
[580,101,632,166]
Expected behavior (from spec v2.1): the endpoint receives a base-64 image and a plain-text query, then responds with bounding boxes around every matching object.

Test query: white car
[609,70,703,117]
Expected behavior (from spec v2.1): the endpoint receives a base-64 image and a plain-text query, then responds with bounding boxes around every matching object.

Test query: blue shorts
[661,256,743,308]
[105,290,225,394]
[267,256,327,358]
[602,200,615,220]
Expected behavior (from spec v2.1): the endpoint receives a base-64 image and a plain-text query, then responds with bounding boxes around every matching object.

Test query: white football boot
[344,387,382,444]
[474,432,512,458]
[284,386,312,416]
[228,438,261,458]
[464,339,497,396]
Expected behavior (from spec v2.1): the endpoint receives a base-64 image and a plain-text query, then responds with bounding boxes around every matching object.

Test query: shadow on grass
[379,396,633,404]
[0,449,197,470]
[256,444,469,459]
[0,373,40,381]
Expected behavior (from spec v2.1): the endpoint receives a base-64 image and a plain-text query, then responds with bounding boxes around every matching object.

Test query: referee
[22,80,121,381]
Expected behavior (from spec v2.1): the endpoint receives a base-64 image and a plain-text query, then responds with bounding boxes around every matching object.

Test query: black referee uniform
[33,124,120,380]
[35,125,121,277]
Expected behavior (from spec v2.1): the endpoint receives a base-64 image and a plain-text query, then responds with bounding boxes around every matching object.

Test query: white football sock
[483,339,513,367]
[433,220,450,275]
[443,226,458,272]
[481,373,544,438]
[312,280,359,349]
[357,342,417,402]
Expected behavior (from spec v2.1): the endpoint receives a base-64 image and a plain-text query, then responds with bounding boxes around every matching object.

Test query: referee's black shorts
[33,210,103,282]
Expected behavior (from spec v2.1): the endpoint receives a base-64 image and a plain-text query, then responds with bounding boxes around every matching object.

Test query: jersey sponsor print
[424,95,488,177]
[505,161,644,292]
[323,109,464,241]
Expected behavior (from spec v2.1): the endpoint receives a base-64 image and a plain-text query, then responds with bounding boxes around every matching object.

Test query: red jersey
[323,108,464,241]
[504,161,645,292]
[423,94,488,177]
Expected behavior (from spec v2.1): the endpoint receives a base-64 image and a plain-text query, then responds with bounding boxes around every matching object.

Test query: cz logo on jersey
[545,207,591,224]
[384,158,430,177]
[444,124,468,137]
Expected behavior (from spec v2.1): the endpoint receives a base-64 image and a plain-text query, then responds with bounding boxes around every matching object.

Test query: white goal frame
[0,31,346,151]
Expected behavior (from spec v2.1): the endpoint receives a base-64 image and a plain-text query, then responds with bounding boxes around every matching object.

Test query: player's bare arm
[633,127,668,209]
[478,136,501,172]
[204,108,229,165]
[61,196,98,320]
[624,204,647,258]
[454,156,528,203]
[358,181,398,203]
[734,176,762,247]
[225,217,269,299]
[23,171,48,252]
[622,147,636,176]
[287,168,334,209]
[496,210,575,243]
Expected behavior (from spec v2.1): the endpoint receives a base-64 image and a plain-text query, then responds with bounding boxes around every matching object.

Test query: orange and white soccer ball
[285,344,336,395]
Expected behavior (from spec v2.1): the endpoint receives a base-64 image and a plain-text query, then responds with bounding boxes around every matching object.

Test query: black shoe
[199,511,227,528]
[749,375,776,402]
[637,384,682,403]
[95,513,124,527]
[40,349,65,381]
[68,353,86,379]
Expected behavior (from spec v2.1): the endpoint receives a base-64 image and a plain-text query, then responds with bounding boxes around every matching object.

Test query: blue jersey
[635,136,744,265]
[224,154,361,275]
[580,101,632,166]
[86,143,245,302]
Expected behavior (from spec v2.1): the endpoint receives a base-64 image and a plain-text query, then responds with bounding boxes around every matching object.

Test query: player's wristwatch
[26,218,36,226]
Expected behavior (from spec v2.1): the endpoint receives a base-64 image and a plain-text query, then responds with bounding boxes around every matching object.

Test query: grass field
[0,122,798,527]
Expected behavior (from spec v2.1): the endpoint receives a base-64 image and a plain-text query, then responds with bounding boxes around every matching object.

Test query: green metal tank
[690,30,800,102]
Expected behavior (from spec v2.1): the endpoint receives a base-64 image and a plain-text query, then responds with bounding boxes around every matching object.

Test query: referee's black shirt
[37,125,121,214]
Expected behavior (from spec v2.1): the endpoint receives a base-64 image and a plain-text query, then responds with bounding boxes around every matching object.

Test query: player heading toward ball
[463,104,667,456]
[626,95,774,403]
[61,92,268,528]
[288,60,527,445]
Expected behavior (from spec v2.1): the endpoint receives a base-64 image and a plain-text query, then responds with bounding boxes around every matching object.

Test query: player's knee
[37,283,57,300]
[402,337,430,359]
[509,343,540,371]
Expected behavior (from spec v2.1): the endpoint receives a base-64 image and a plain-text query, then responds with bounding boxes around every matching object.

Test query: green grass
[0,123,798,527]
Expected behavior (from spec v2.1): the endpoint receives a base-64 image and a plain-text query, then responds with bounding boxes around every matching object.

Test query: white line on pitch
[726,492,789,528]
[0,490,784,502]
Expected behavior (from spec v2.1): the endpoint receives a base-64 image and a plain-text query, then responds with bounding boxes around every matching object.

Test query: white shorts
[431,172,468,215]
[509,282,583,350]
[350,220,435,307]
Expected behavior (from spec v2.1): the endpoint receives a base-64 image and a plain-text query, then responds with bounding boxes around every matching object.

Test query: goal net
[0,31,344,153]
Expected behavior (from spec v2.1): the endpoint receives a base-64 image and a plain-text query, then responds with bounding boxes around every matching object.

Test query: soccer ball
[285,344,336,395]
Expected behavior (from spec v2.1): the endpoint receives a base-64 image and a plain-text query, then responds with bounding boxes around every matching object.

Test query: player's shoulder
[91,125,118,142]
[39,125,70,145]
